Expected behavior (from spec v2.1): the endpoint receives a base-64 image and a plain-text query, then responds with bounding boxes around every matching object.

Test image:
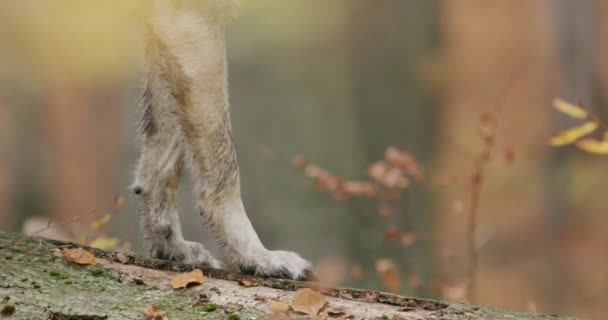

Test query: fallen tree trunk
[0,232,575,320]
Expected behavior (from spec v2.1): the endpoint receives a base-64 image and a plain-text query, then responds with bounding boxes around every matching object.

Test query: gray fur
[133,0,312,280]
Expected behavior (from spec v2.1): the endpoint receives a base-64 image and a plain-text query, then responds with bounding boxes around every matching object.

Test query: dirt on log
[0,232,575,320]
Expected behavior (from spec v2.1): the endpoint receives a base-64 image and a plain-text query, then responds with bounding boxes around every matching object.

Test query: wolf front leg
[132,19,222,269]
[146,1,312,280]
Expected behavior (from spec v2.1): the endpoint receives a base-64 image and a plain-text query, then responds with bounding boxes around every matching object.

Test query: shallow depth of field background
[1,1,607,318]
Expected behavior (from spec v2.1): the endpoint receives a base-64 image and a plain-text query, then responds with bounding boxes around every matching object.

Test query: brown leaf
[143,305,169,320]
[170,269,205,289]
[291,288,327,316]
[238,279,258,288]
[62,248,97,265]
[268,301,290,314]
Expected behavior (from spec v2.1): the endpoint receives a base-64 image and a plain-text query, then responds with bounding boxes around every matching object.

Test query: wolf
[132,0,312,280]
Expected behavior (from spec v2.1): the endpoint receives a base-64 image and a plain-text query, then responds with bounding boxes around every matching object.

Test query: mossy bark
[0,232,576,320]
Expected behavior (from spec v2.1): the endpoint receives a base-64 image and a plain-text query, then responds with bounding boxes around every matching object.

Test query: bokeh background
[1,0,607,318]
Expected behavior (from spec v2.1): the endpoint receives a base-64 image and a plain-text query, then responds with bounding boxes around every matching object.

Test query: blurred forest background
[1,0,608,318]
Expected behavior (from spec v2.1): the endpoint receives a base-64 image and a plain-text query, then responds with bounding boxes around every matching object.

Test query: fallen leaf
[576,138,608,155]
[238,279,258,288]
[553,98,588,119]
[62,248,97,265]
[170,269,205,289]
[549,121,598,146]
[291,288,327,316]
[144,304,169,320]
[268,301,290,314]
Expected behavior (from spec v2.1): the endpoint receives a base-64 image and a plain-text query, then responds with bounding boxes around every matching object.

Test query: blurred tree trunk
[346,0,439,295]
[438,0,557,309]
[43,84,124,237]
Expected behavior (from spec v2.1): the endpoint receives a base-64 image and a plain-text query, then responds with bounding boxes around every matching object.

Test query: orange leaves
[294,147,423,201]
[169,269,205,289]
[62,248,97,265]
[297,159,378,200]
[293,148,426,295]
[549,98,608,155]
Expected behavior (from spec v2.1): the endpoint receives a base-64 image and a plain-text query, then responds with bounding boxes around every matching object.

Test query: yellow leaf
[89,237,119,250]
[553,98,587,119]
[576,138,608,155]
[549,121,598,146]
[170,269,205,289]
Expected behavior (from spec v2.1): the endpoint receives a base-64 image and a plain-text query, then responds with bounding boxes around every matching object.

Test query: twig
[465,64,519,303]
